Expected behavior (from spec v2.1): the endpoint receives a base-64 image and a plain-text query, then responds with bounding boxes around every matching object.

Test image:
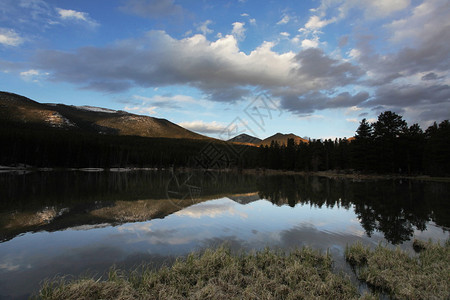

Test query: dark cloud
[418,102,450,122]
[421,72,438,81]
[201,86,251,103]
[364,84,450,108]
[119,0,183,19]
[81,80,133,93]
[295,48,364,88]
[280,91,369,115]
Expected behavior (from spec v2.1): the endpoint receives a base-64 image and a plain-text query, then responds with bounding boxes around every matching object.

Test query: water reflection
[256,175,449,244]
[0,171,448,245]
[0,171,448,299]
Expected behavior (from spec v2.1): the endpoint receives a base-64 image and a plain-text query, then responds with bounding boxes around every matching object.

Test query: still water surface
[0,170,448,299]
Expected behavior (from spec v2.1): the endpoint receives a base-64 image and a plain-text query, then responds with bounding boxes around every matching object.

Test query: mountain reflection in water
[0,171,448,244]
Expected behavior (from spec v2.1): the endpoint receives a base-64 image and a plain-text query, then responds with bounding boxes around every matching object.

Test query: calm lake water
[0,170,449,299]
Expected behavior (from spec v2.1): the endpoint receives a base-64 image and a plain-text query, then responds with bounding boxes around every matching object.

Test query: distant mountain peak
[228,133,262,145]
[260,133,308,146]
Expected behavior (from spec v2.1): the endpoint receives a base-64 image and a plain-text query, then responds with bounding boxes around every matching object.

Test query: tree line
[255,111,450,176]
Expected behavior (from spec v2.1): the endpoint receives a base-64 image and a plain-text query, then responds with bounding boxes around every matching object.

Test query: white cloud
[280,32,290,37]
[124,105,157,115]
[345,118,358,123]
[56,8,99,27]
[197,20,213,35]
[177,120,226,134]
[304,15,335,30]
[301,38,319,49]
[348,48,361,60]
[277,15,290,25]
[231,22,246,40]
[20,69,48,82]
[249,18,256,25]
[241,13,249,17]
[0,28,23,46]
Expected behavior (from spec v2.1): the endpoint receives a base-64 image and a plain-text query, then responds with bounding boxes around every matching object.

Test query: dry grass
[37,246,371,300]
[345,239,450,300]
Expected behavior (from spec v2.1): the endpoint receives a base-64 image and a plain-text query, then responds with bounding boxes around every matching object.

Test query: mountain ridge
[0,91,211,140]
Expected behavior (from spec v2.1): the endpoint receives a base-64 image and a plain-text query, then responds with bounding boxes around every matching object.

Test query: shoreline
[1,165,449,182]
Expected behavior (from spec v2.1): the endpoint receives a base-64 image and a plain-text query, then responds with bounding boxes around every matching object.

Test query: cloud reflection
[175,198,248,219]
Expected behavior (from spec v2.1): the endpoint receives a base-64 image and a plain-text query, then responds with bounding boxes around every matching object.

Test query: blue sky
[1,0,449,140]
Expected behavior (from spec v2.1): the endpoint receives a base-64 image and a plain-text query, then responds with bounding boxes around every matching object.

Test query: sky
[0,0,449,140]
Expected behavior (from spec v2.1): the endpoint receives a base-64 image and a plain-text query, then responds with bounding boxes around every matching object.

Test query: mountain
[228,133,262,145]
[260,133,309,146]
[0,91,209,140]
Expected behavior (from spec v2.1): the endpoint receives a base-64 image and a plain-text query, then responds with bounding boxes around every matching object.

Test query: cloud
[312,0,410,21]
[364,84,450,108]
[177,120,226,134]
[197,20,213,35]
[344,0,450,124]
[31,29,366,110]
[20,69,48,82]
[124,105,157,115]
[276,15,290,25]
[304,15,334,30]
[56,8,99,27]
[301,38,319,49]
[119,0,183,19]
[131,94,200,109]
[280,32,290,37]
[421,72,439,81]
[281,91,369,115]
[0,28,23,46]
[31,31,294,99]
[231,22,246,40]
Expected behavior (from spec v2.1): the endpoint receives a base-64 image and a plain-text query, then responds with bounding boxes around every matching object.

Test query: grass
[36,240,449,300]
[345,239,450,300]
[37,246,373,300]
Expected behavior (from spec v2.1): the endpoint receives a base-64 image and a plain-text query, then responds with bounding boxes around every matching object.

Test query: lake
[0,170,448,299]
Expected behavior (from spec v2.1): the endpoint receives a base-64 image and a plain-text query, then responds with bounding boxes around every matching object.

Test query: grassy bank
[346,239,450,299]
[36,241,449,300]
[37,247,371,300]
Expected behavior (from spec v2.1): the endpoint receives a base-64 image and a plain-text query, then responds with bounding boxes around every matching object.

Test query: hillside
[0,91,209,140]
[260,133,309,146]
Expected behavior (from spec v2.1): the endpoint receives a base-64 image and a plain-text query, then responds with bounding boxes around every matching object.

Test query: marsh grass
[345,240,450,300]
[37,246,369,300]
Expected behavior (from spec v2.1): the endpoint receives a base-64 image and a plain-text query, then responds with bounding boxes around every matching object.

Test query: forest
[257,111,450,176]
[0,111,449,176]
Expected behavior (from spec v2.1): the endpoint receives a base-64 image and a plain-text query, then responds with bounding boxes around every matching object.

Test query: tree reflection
[257,175,449,244]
